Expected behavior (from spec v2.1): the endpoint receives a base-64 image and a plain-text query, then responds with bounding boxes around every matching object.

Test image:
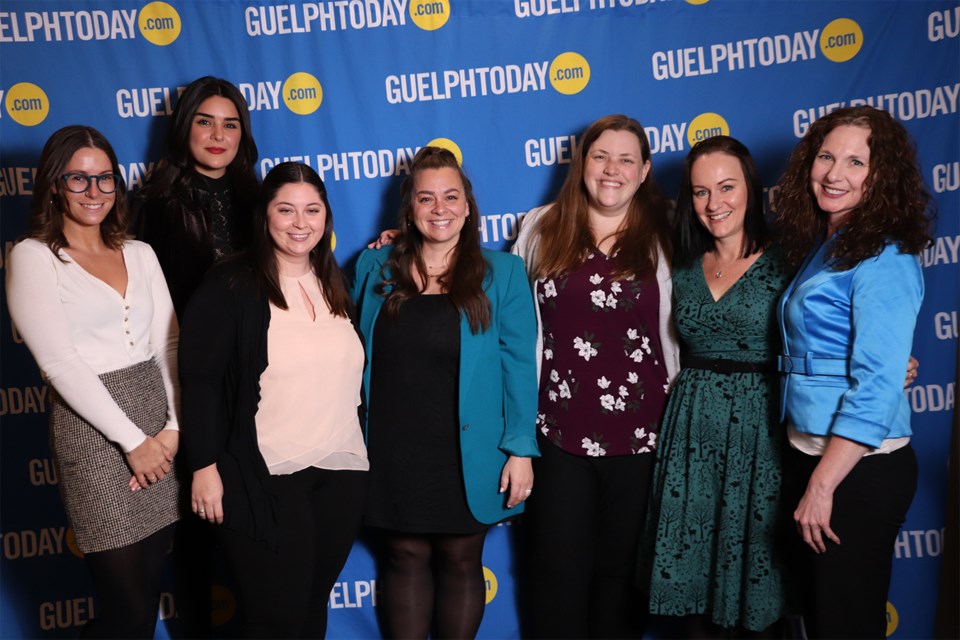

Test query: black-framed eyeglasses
[60,172,122,194]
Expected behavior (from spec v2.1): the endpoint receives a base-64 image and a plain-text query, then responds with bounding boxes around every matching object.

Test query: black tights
[380,531,487,639]
[81,524,174,639]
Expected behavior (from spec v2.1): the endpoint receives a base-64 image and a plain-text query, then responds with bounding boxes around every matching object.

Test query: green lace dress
[639,247,791,631]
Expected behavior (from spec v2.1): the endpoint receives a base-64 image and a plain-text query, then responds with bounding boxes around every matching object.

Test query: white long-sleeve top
[6,238,180,452]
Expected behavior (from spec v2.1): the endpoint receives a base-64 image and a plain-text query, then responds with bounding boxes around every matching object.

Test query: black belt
[681,355,776,374]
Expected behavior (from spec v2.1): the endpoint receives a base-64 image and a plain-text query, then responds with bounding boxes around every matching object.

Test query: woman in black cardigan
[179,163,368,638]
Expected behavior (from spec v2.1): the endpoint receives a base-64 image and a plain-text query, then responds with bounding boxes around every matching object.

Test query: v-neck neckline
[700,250,765,304]
[62,245,129,300]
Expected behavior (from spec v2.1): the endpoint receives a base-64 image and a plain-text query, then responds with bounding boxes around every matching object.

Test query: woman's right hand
[125,436,173,489]
[367,228,399,249]
[192,464,225,524]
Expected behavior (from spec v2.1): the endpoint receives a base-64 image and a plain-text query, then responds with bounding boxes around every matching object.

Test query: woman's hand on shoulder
[500,455,534,509]
[192,464,225,524]
[367,228,399,249]
[125,436,174,489]
[904,355,919,387]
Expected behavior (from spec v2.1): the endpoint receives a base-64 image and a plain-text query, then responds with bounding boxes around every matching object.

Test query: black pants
[168,491,216,638]
[82,524,175,639]
[218,467,367,639]
[521,437,654,639]
[783,445,917,639]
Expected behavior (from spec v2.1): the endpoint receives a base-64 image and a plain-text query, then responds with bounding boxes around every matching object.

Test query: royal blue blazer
[777,240,924,449]
[353,246,540,524]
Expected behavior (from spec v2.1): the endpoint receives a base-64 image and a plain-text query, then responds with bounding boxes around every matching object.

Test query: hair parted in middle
[135,76,260,217]
[377,146,491,334]
[673,135,770,267]
[250,161,352,318]
[531,114,672,280]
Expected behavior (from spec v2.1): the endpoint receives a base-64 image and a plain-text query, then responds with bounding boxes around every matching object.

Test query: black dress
[365,294,485,534]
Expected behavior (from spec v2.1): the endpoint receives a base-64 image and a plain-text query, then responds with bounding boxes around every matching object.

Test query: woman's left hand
[155,429,180,458]
[500,455,534,509]
[128,430,179,492]
[904,355,919,387]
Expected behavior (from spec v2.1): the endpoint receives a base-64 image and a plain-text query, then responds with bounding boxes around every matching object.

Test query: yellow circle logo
[330,231,337,252]
[687,112,730,147]
[425,138,463,165]
[138,2,182,46]
[210,584,237,626]
[885,601,899,637]
[410,0,450,31]
[820,18,863,63]
[282,72,323,115]
[482,566,498,604]
[4,82,49,127]
[685,0,710,4]
[65,527,84,558]
[549,52,591,95]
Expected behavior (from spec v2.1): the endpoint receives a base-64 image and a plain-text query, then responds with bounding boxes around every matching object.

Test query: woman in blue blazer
[775,106,933,639]
[353,146,538,639]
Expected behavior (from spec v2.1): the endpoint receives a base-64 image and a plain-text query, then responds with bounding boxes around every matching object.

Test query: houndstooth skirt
[49,359,181,554]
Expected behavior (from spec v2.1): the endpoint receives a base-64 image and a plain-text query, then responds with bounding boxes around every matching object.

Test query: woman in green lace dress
[638,136,791,635]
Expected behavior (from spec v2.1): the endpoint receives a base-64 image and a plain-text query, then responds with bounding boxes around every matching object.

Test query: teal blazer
[777,240,924,448]
[353,247,540,524]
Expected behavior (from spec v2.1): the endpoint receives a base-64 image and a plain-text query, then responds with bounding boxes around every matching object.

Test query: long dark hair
[136,76,259,214]
[776,106,934,270]
[674,135,769,267]
[532,114,672,280]
[251,162,351,318]
[27,125,128,257]
[378,146,491,333]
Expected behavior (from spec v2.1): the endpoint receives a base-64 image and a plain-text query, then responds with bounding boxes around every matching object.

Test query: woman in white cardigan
[7,125,180,639]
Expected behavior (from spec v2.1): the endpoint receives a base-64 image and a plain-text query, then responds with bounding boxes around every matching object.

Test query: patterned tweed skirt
[49,359,181,554]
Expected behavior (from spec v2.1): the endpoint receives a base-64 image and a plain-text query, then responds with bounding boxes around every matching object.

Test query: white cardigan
[7,239,180,452]
[511,204,680,387]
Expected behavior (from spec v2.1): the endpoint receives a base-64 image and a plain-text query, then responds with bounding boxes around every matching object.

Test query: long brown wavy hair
[377,146,491,334]
[775,106,934,270]
[27,125,129,258]
[250,162,352,318]
[531,114,672,280]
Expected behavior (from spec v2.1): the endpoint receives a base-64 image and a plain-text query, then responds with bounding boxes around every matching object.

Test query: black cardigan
[178,260,276,547]
[179,259,367,548]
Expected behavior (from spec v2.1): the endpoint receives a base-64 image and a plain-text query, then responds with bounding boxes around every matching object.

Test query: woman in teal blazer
[775,106,933,640]
[353,147,538,639]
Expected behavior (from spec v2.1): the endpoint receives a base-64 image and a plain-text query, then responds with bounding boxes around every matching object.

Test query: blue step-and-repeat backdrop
[1,1,957,638]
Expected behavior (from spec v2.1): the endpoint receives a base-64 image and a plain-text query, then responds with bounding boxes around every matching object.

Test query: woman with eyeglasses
[6,125,181,638]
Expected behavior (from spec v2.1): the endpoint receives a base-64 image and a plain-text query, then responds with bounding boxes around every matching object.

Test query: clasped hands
[125,430,178,492]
